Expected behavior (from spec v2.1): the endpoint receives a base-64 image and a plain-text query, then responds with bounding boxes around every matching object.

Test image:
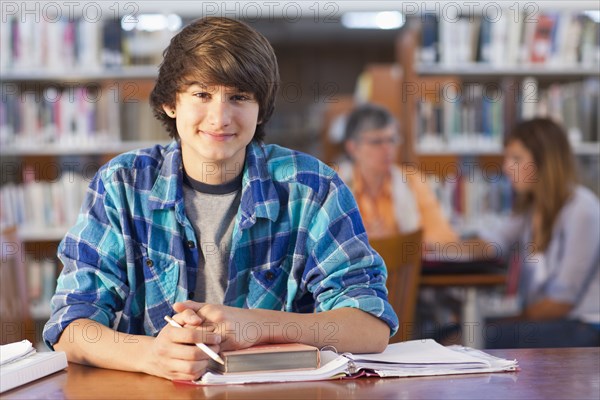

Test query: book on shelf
[419,14,438,64]
[2,15,177,72]
[0,173,88,233]
[415,77,600,152]
[185,339,518,386]
[530,13,558,64]
[3,18,101,72]
[208,343,320,374]
[0,340,68,394]
[424,169,513,235]
[418,10,598,68]
[0,82,122,148]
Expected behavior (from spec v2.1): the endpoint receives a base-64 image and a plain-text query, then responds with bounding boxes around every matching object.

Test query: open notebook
[184,339,518,385]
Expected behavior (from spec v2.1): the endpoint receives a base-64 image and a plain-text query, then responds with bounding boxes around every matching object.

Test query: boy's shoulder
[100,142,177,181]
[257,143,345,195]
[260,143,338,181]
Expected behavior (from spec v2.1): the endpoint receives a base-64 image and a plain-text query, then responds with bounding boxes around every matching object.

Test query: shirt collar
[148,140,281,226]
[239,141,281,228]
[148,141,183,211]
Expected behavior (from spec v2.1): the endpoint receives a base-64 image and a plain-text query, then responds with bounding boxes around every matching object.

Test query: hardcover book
[208,343,320,374]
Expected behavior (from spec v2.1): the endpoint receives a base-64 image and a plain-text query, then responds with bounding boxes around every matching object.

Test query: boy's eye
[193,92,210,99]
[231,93,252,102]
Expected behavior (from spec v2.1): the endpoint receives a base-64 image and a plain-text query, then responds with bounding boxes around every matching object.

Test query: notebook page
[348,339,491,367]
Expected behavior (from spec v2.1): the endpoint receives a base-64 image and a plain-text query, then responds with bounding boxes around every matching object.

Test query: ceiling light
[341,11,405,30]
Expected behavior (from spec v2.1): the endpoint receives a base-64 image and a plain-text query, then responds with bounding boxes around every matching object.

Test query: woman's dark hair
[149,17,280,141]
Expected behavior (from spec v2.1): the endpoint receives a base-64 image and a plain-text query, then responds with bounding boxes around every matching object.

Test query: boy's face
[165,83,259,182]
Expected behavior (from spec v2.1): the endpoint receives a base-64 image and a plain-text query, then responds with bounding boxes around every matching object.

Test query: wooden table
[4,348,598,399]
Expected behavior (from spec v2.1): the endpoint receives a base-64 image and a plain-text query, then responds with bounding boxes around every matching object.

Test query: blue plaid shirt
[43,141,398,347]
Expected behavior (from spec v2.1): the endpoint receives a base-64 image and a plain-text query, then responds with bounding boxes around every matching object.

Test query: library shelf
[1,141,170,157]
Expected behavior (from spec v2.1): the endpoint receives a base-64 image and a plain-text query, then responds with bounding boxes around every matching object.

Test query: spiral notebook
[183,339,518,385]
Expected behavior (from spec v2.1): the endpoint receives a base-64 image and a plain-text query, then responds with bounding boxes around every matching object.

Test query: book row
[425,167,514,235]
[416,78,600,152]
[0,173,88,234]
[0,80,171,148]
[0,84,120,148]
[1,17,173,71]
[418,10,600,67]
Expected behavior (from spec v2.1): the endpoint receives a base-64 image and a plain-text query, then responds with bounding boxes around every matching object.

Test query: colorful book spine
[418,10,598,67]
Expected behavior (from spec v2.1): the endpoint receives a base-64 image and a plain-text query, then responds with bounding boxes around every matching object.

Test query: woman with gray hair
[339,103,458,244]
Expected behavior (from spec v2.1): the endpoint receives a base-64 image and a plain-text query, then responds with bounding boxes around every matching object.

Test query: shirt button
[188,292,195,299]
[145,259,154,268]
[187,241,196,249]
[265,271,275,281]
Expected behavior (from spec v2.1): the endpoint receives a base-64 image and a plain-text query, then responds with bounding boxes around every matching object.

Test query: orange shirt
[351,165,459,244]
[352,167,398,239]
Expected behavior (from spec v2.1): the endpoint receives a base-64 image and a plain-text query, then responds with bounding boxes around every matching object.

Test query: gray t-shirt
[182,171,242,304]
[478,186,600,324]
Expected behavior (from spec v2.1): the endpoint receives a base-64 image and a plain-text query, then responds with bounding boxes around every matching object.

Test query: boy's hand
[143,309,221,381]
[174,301,266,351]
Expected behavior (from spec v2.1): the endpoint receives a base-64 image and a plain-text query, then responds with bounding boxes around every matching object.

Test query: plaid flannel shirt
[43,141,398,347]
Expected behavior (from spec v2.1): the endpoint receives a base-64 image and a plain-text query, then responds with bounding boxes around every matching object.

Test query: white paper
[348,339,491,367]
[0,340,36,365]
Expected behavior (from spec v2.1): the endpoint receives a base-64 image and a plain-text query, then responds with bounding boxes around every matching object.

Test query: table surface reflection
[4,347,599,400]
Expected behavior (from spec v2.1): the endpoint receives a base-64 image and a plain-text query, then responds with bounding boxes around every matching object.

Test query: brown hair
[505,118,577,251]
[149,17,280,141]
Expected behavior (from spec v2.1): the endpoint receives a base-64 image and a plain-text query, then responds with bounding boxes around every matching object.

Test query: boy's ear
[163,105,176,118]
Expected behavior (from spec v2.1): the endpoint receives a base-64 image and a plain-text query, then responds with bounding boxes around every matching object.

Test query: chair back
[370,229,423,343]
[0,226,34,344]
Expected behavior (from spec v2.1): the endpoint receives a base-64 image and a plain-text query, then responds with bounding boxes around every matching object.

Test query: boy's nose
[206,97,232,128]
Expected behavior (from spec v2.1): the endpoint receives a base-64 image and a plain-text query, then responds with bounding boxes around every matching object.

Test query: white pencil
[163,315,225,365]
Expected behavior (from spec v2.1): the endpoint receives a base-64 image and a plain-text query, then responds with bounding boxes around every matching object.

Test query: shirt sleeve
[543,200,600,305]
[476,212,527,258]
[303,175,399,336]
[43,170,129,349]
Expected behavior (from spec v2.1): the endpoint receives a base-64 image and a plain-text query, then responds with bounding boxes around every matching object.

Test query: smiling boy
[43,17,398,381]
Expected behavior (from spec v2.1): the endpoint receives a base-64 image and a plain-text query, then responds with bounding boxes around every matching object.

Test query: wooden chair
[0,226,35,345]
[370,229,423,343]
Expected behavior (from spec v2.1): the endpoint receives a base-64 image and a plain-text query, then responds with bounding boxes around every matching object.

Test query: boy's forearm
[54,318,153,373]
[252,308,390,353]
